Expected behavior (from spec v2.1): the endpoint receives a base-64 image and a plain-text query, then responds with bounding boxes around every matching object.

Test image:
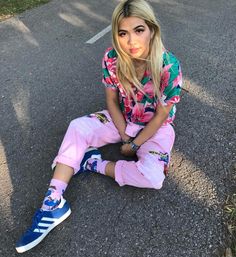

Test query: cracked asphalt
[0,0,235,256]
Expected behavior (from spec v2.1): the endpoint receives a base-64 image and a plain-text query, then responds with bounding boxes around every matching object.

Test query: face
[118,16,153,60]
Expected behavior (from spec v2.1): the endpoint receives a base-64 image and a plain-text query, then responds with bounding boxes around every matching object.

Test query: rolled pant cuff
[52,156,80,174]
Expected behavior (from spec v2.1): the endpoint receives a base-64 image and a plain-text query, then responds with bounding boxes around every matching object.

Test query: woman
[16,0,182,253]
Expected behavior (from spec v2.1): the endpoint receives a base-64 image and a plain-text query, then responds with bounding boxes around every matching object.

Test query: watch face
[131,142,139,151]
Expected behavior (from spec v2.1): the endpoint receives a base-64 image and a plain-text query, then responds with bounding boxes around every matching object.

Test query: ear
[150,29,154,39]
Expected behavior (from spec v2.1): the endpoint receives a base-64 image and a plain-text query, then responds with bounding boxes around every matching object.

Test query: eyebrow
[118,25,145,32]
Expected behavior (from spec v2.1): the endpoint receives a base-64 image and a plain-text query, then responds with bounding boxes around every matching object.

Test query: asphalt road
[0,0,235,256]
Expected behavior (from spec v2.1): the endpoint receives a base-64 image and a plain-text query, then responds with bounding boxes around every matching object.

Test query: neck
[133,59,146,68]
[133,60,147,81]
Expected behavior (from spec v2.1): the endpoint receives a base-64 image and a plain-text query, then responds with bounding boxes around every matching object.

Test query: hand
[121,133,131,143]
[120,143,136,157]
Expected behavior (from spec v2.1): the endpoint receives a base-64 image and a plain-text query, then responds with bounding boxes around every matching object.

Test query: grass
[225,193,236,256]
[0,0,50,21]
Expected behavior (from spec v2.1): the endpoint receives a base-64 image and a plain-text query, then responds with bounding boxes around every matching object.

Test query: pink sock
[41,178,68,211]
[97,160,109,175]
[86,159,109,175]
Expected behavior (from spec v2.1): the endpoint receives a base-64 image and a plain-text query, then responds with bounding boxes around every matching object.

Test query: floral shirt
[102,47,182,126]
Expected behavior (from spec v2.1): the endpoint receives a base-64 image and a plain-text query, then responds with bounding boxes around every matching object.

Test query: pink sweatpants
[52,110,175,190]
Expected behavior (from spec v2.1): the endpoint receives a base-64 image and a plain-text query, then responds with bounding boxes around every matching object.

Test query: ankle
[86,159,109,175]
[105,162,115,178]
[41,179,68,211]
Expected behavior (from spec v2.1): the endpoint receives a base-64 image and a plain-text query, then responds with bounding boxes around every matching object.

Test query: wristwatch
[130,141,140,151]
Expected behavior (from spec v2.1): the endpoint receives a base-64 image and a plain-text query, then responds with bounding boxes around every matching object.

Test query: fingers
[120,143,137,157]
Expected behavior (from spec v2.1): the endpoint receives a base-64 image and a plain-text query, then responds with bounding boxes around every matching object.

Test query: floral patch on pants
[87,112,110,124]
[149,150,169,175]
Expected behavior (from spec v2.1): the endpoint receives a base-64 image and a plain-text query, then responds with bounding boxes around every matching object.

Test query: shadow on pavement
[0,0,235,256]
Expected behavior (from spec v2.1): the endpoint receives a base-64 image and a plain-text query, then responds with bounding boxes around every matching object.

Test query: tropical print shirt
[102,47,182,126]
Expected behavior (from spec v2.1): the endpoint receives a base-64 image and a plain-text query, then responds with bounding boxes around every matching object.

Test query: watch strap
[130,141,140,151]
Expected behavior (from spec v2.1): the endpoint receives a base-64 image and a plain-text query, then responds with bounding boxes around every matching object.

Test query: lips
[129,48,140,54]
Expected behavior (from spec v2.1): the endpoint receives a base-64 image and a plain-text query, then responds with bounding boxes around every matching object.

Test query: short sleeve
[102,48,118,91]
[160,52,182,105]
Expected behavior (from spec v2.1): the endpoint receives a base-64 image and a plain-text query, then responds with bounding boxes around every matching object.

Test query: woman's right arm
[105,88,131,142]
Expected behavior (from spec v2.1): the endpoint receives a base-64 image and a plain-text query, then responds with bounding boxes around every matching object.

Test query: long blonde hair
[112,0,164,99]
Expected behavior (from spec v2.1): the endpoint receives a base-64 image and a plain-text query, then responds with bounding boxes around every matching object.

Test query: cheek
[119,39,128,52]
[142,38,151,54]
[143,33,152,46]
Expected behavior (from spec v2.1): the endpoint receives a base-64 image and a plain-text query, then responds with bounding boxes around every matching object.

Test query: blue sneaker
[15,196,71,253]
[78,147,102,173]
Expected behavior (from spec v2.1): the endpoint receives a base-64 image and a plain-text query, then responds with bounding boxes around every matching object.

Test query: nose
[127,33,135,45]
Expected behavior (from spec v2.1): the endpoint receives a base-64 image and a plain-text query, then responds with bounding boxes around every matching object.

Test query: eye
[135,29,144,34]
[118,32,126,37]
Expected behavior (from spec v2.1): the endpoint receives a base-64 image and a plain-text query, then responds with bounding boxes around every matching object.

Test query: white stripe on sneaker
[33,228,48,233]
[37,223,51,227]
[41,217,57,222]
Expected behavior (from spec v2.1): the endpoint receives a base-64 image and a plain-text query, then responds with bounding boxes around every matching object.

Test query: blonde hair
[112,0,164,98]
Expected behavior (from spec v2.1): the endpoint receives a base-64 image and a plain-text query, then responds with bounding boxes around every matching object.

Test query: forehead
[119,16,146,29]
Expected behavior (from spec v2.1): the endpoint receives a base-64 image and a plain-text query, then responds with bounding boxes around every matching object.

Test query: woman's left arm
[121,104,173,156]
[133,103,173,146]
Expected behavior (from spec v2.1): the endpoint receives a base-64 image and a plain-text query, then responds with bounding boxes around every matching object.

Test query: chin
[130,53,143,59]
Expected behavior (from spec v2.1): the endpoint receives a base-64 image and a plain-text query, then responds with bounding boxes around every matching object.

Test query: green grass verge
[0,0,50,21]
[225,193,236,256]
